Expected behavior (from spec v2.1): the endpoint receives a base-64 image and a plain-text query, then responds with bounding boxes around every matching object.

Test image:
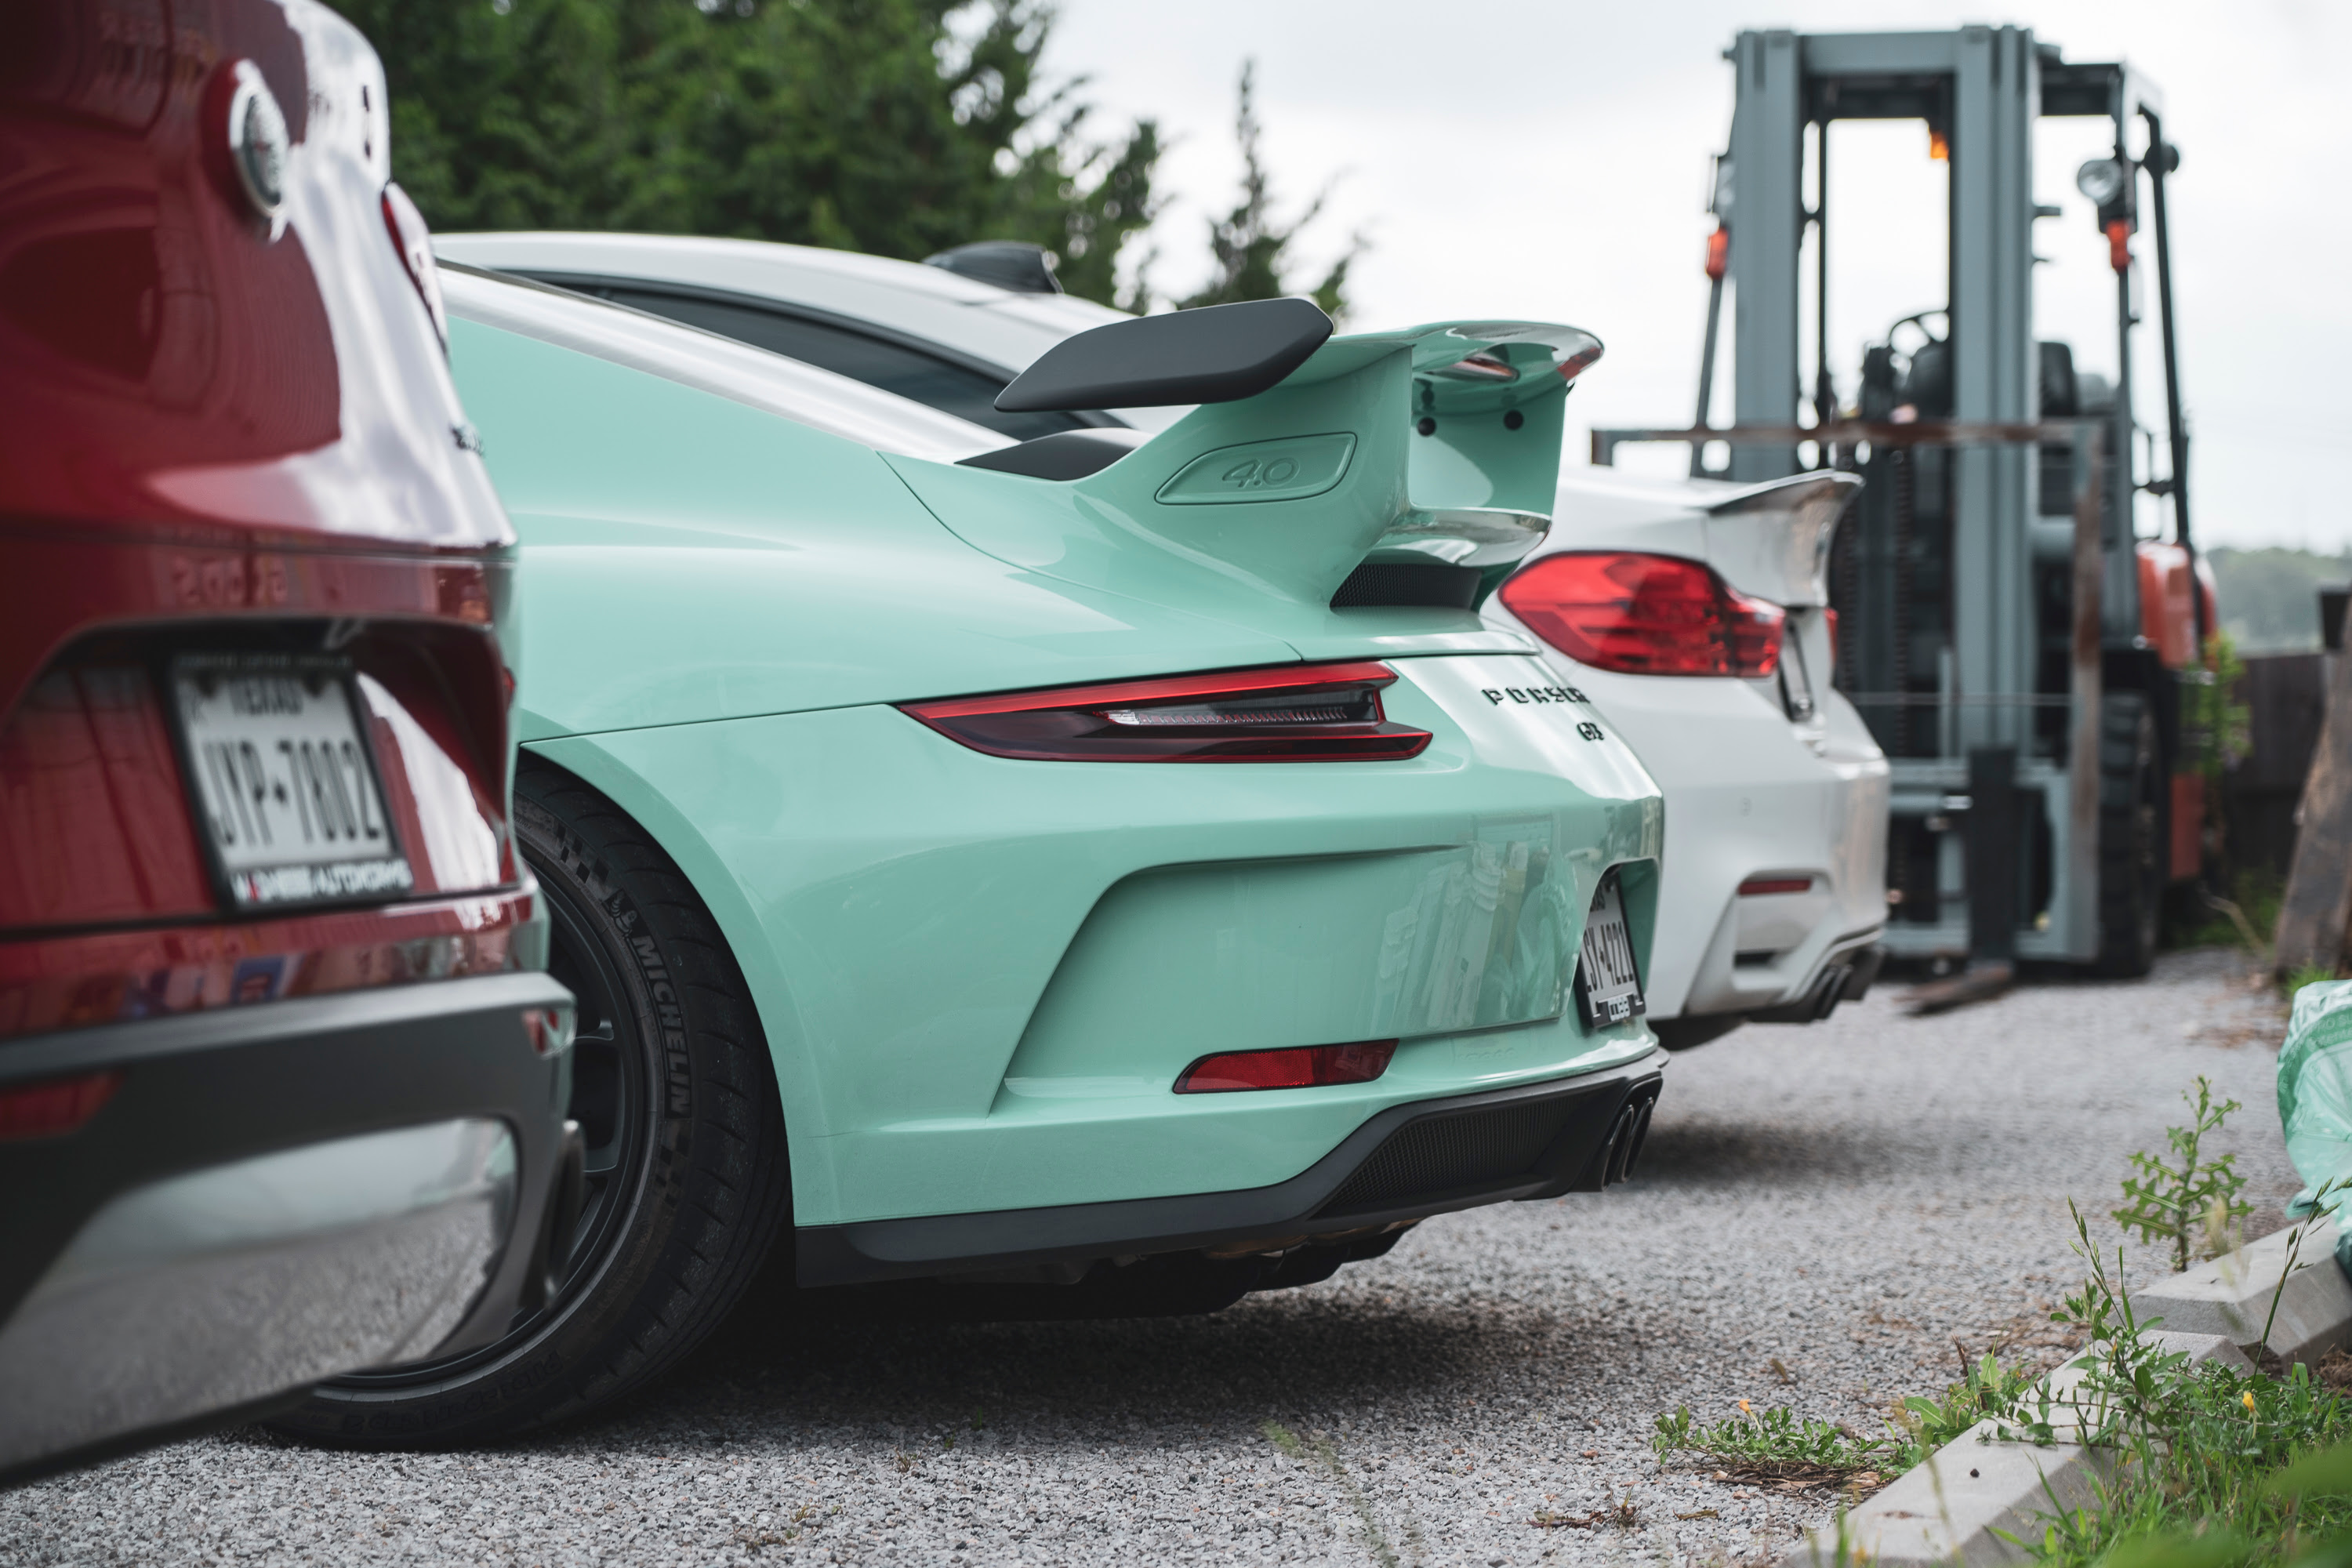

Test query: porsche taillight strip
[899,661,1433,763]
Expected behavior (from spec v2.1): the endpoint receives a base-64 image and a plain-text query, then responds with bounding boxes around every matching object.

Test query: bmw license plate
[1573,877,1646,1029]
[170,654,414,910]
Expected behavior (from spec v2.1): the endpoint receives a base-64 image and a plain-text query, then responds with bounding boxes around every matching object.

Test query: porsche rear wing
[882,301,1603,630]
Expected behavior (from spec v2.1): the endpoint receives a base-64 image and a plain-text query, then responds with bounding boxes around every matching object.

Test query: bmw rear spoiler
[1701,473,1860,608]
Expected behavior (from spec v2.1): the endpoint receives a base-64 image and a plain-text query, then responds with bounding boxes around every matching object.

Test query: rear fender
[517,735,838,1221]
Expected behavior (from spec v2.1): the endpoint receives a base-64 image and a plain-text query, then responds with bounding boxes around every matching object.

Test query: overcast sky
[1045,1,2351,552]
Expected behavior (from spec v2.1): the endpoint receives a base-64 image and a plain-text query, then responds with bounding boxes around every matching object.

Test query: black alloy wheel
[540,872,648,1301]
[267,762,790,1446]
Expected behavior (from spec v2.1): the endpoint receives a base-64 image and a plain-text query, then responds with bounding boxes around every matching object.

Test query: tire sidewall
[270,769,773,1444]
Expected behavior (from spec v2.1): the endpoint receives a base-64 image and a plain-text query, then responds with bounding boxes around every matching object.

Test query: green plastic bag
[2280,978,2352,1273]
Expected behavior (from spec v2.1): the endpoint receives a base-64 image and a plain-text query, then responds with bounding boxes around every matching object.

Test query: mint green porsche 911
[274,267,1667,1443]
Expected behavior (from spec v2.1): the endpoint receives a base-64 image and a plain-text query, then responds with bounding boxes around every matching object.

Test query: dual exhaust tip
[1596,1090,1657,1189]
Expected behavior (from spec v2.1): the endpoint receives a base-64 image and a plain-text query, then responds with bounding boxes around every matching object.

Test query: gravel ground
[1,949,2299,1568]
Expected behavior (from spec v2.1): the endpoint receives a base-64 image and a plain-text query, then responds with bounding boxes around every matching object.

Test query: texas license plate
[171,654,414,910]
[1574,877,1646,1029]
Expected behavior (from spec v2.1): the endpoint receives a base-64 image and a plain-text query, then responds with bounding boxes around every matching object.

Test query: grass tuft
[2015,1176,2352,1563]
[1651,1403,1886,1484]
[1652,1352,2040,1490]
[1650,1077,2352,1566]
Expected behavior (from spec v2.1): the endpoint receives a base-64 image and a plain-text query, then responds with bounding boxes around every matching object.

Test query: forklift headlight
[2075,158,2128,209]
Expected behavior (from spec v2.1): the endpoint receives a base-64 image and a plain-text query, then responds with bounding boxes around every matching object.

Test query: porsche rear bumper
[797,1048,1665,1286]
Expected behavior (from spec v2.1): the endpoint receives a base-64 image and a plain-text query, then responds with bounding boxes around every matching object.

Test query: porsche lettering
[1481,685,1590,706]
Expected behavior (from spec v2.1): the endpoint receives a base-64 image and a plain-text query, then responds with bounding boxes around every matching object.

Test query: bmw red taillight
[1174,1040,1397,1094]
[1499,553,1785,677]
[901,662,1432,762]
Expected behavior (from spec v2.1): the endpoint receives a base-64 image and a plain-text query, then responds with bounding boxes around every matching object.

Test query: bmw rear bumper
[796,1047,1665,1287]
[1503,663,1889,1022]
[0,971,575,1483]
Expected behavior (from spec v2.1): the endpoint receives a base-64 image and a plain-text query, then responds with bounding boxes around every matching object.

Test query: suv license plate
[171,654,415,911]
[1574,876,1646,1029]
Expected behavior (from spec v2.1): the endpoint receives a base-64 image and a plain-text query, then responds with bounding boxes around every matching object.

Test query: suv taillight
[901,661,1432,762]
[0,666,213,929]
[1499,552,1784,678]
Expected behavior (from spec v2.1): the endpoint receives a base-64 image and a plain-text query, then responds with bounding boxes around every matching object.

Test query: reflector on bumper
[1174,1040,1397,1094]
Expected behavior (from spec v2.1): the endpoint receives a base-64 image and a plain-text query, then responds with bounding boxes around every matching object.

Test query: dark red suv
[0,0,576,1478]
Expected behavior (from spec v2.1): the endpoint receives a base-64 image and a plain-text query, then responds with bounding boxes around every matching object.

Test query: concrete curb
[1775,1226,2352,1564]
[2135,1219,2352,1367]
[1779,1333,2251,1567]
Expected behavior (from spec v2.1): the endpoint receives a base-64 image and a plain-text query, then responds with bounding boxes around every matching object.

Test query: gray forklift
[1595,26,2210,985]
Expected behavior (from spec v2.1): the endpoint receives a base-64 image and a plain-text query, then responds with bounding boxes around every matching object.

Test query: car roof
[434,232,1129,378]
[440,265,1011,464]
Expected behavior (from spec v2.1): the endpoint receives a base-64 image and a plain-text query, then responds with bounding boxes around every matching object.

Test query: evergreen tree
[1174,60,1363,320]
[329,0,1160,307]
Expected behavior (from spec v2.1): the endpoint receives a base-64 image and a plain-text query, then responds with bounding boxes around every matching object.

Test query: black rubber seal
[956,428,1149,481]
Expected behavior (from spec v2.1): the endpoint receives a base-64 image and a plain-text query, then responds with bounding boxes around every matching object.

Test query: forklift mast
[1713,27,2197,975]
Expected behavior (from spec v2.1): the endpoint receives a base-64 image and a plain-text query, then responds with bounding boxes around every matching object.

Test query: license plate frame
[1573,873,1646,1030]
[165,652,416,913]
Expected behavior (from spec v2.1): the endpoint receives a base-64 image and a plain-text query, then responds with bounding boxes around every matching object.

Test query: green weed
[1651,1403,1888,1482]
[1896,1353,2042,1458]
[2016,1366,2352,1566]
[2114,1076,2253,1272]
[2184,633,2254,787]
[1654,1078,2352,1565]
[1261,1421,1404,1568]
[1653,1352,2043,1487]
[2012,1183,2352,1564]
